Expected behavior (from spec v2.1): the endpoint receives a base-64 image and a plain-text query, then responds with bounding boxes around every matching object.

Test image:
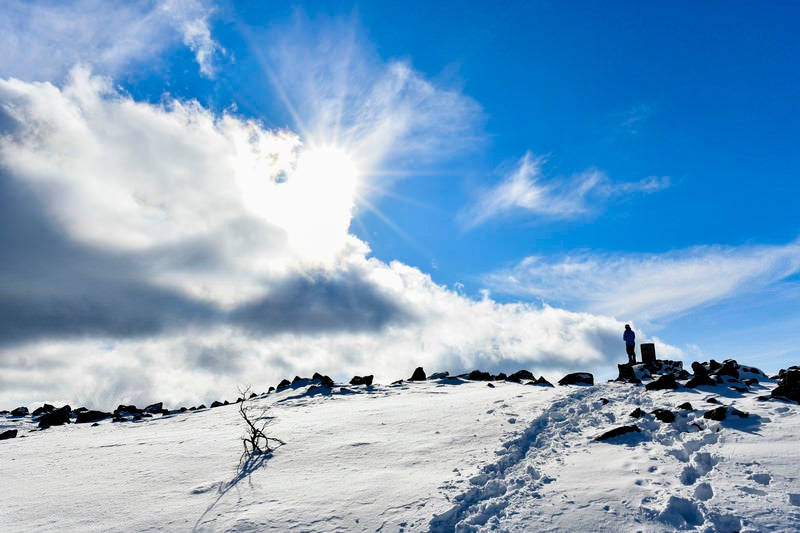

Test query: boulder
[114,405,141,417]
[771,366,800,403]
[428,371,450,380]
[409,367,427,381]
[678,402,693,410]
[507,370,535,383]
[32,404,55,416]
[38,405,71,429]
[616,363,637,382]
[276,379,292,390]
[703,406,728,421]
[645,374,678,391]
[558,372,594,386]
[144,403,167,415]
[210,401,225,408]
[629,407,646,418]
[315,374,335,388]
[350,375,374,386]
[75,410,112,424]
[467,370,493,381]
[10,407,29,417]
[532,376,554,387]
[651,409,676,423]
[0,429,18,440]
[495,372,508,381]
[595,425,641,441]
[715,359,740,379]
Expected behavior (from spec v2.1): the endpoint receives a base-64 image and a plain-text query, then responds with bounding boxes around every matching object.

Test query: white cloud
[0,69,648,410]
[483,241,800,324]
[0,0,221,81]
[459,152,669,229]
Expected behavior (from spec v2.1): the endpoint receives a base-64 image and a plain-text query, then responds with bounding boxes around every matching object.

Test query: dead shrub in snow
[238,386,284,468]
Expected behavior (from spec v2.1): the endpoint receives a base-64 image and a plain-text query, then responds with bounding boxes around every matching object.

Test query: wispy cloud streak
[484,241,800,323]
[459,152,669,229]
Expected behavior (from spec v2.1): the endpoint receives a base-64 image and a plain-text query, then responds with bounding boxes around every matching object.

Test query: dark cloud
[232,272,412,335]
[0,170,411,348]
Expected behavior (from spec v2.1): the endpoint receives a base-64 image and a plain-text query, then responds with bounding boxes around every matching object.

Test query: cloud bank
[0,68,638,409]
[483,242,800,324]
[459,152,669,229]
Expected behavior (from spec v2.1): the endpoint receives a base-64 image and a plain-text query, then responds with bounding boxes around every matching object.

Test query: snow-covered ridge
[2,359,799,532]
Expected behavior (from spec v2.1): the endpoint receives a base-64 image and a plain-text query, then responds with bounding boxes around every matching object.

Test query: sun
[281,145,361,262]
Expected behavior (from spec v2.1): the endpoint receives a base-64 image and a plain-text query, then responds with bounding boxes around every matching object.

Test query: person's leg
[626,344,636,364]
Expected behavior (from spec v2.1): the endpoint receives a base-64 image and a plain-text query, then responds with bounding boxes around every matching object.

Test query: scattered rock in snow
[506,370,535,383]
[32,404,55,416]
[558,372,594,386]
[210,401,224,408]
[75,410,113,424]
[276,379,292,390]
[678,402,693,410]
[38,405,71,429]
[595,425,641,441]
[645,374,678,391]
[0,429,18,440]
[144,403,167,415]
[651,409,676,423]
[467,370,493,381]
[629,407,646,418]
[350,375,374,386]
[532,376,554,387]
[409,367,427,381]
[771,366,800,403]
[10,407,28,417]
[428,371,450,380]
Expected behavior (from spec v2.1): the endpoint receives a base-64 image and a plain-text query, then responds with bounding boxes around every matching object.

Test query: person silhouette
[623,324,636,364]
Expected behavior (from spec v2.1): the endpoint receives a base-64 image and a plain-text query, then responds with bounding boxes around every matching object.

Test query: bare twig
[238,386,284,469]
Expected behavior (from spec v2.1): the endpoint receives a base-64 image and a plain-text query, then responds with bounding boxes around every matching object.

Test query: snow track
[429,382,800,532]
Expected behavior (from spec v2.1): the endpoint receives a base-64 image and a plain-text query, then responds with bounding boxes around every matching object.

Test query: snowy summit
[2,358,799,532]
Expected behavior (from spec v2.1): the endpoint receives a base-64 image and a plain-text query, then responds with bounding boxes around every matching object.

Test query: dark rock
[533,376,554,387]
[692,362,709,378]
[507,370,535,383]
[350,375,374,386]
[428,371,450,380]
[11,407,29,417]
[144,403,167,415]
[487,382,495,388]
[38,405,71,428]
[197,404,207,410]
[114,405,141,417]
[651,409,676,423]
[600,398,610,405]
[0,429,18,440]
[210,401,224,408]
[715,359,740,378]
[705,397,719,404]
[645,374,678,391]
[730,385,749,393]
[595,425,641,441]
[250,393,258,399]
[276,379,292,390]
[629,407,646,418]
[704,406,728,421]
[315,375,334,388]
[409,367,427,381]
[468,370,493,381]
[75,410,112,424]
[32,404,55,416]
[743,378,759,387]
[685,374,717,388]
[708,359,722,372]
[268,386,275,393]
[678,402,693,410]
[740,365,767,377]
[771,367,800,403]
[616,363,636,382]
[496,372,508,381]
[558,372,594,386]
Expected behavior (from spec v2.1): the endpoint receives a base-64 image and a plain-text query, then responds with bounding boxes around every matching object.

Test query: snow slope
[1,371,799,532]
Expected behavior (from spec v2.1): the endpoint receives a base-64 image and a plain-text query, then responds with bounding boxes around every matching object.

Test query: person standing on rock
[623,324,636,364]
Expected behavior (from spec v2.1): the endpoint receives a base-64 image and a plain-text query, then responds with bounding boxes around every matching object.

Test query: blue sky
[1,1,798,407]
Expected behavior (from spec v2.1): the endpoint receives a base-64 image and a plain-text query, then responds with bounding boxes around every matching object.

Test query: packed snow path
[2,374,799,532]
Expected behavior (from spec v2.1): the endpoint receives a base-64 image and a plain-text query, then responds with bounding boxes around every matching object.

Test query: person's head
[624,324,631,330]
